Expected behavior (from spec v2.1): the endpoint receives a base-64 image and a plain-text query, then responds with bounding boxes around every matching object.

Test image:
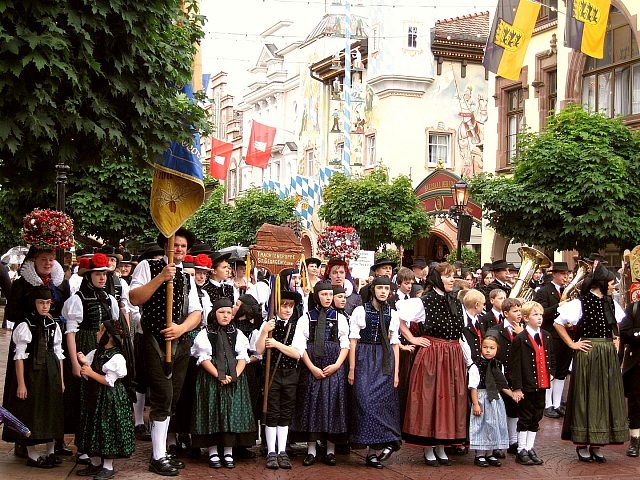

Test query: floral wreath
[22,209,74,251]
[317,225,360,262]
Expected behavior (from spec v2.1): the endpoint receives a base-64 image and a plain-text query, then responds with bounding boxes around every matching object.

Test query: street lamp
[55,161,70,265]
[450,179,469,262]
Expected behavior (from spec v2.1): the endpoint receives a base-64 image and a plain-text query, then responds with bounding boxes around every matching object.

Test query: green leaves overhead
[469,105,640,255]
[319,167,432,251]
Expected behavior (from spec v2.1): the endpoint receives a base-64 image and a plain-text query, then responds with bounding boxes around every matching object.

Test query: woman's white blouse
[555,295,625,326]
[62,294,120,333]
[84,349,127,388]
[297,311,350,349]
[12,320,65,361]
[395,297,426,326]
[191,328,250,366]
[348,305,401,345]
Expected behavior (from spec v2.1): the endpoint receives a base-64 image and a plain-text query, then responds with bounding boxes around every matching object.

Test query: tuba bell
[560,259,592,302]
[509,246,552,301]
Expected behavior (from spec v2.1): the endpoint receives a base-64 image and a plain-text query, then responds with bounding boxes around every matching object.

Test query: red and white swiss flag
[209,137,233,180]
[245,121,276,169]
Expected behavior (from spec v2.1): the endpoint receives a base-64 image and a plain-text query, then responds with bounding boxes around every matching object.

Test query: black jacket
[510,328,556,391]
[534,282,562,335]
[620,302,640,377]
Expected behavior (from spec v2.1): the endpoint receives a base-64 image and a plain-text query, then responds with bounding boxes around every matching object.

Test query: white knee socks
[434,445,448,460]
[134,392,146,426]
[151,418,169,460]
[265,426,277,454]
[103,458,113,470]
[518,431,528,452]
[46,441,54,455]
[307,441,317,456]
[526,431,537,451]
[423,446,436,461]
[327,440,335,455]
[552,379,565,408]
[508,417,518,444]
[276,426,289,454]
[545,388,552,408]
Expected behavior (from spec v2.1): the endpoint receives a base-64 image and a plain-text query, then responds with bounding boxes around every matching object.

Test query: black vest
[77,290,111,331]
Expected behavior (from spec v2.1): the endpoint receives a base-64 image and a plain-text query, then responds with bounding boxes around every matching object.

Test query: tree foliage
[0,1,209,248]
[447,247,480,270]
[468,105,640,255]
[186,185,297,249]
[319,167,432,251]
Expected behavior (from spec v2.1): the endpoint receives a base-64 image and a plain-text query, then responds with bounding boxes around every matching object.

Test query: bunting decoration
[290,175,320,228]
[565,0,611,59]
[209,137,233,180]
[245,120,277,169]
[483,0,541,81]
[150,83,205,239]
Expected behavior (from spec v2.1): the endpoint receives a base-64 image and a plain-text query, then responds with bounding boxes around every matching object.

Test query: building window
[228,168,237,199]
[407,25,418,49]
[536,0,558,25]
[427,132,451,167]
[506,88,524,162]
[548,69,557,115]
[305,149,315,176]
[365,135,376,166]
[270,159,280,181]
[581,7,640,119]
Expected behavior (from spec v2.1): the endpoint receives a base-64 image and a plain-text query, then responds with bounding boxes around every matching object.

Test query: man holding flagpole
[130,228,202,476]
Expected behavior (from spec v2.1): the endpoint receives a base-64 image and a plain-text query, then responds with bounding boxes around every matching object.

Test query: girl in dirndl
[554,264,627,462]
[190,298,256,469]
[398,262,468,466]
[290,282,350,466]
[348,276,402,469]
[75,319,135,479]
[468,335,513,467]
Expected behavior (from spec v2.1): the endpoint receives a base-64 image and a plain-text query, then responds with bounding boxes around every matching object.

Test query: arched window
[581,7,640,118]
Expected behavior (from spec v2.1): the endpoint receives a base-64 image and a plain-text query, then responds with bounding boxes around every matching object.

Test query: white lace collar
[20,260,65,287]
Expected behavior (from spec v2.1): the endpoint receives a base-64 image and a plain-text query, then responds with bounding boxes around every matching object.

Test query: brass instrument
[560,259,592,302]
[509,246,552,301]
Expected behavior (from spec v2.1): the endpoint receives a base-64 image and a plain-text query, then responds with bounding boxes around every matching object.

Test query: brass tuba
[509,246,552,301]
[560,260,591,302]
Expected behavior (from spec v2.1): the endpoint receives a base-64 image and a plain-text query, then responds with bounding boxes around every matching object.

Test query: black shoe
[555,406,566,416]
[453,445,468,455]
[278,452,292,469]
[302,453,316,466]
[544,407,561,419]
[365,454,383,469]
[94,467,115,480]
[576,446,593,462]
[47,453,62,465]
[627,437,640,457]
[474,456,489,467]
[208,454,221,469]
[507,443,519,455]
[266,453,279,469]
[148,457,179,476]
[166,444,179,456]
[166,453,185,469]
[55,440,73,456]
[323,453,336,466]
[492,449,505,459]
[515,449,534,465]
[487,455,502,467]
[27,456,54,469]
[76,463,103,476]
[377,446,396,462]
[14,444,27,458]
[135,424,151,441]
[423,453,439,467]
[528,449,543,465]
[589,447,606,463]
[222,454,235,469]
[76,455,92,465]
[434,452,452,466]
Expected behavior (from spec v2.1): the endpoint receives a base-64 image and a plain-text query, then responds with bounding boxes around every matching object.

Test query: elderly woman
[398,262,469,467]
[555,264,627,463]
[2,245,71,458]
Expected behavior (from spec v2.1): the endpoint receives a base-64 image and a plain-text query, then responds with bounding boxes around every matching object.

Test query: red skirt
[402,337,468,446]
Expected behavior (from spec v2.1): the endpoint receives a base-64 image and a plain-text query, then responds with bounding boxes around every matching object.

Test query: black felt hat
[371,257,397,271]
[490,259,510,271]
[305,257,322,267]
[156,227,196,250]
[138,244,165,262]
[210,251,232,269]
[411,257,427,269]
[120,252,135,264]
[550,262,570,272]
[280,290,302,305]
[190,242,214,256]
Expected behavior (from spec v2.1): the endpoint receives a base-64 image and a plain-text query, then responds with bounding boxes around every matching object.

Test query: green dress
[77,347,135,458]
[191,328,257,448]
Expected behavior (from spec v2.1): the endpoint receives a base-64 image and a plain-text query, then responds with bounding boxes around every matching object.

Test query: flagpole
[343,0,351,177]
[165,234,175,374]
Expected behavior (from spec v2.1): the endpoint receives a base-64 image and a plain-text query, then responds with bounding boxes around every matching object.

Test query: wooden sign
[250,223,303,275]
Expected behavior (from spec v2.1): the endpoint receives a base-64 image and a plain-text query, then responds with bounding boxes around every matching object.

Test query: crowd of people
[1,225,639,479]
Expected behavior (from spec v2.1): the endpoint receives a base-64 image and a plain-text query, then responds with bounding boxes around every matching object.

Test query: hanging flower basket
[22,209,74,251]
[317,226,361,262]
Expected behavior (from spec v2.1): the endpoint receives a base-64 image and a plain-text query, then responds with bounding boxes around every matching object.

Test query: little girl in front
[76,320,135,479]
[468,335,517,467]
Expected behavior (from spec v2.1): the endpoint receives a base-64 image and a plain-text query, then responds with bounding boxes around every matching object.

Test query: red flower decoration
[318,225,361,262]
[22,208,74,251]
[91,253,110,269]
[184,255,194,263]
[78,257,91,270]
[195,254,212,269]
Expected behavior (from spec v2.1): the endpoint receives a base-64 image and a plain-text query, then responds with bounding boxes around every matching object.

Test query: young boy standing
[255,291,306,470]
[510,301,555,466]
[481,289,507,331]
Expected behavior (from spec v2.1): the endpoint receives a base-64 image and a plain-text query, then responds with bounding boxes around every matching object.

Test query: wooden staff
[165,234,175,372]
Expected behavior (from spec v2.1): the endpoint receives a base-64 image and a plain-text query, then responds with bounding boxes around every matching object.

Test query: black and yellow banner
[565,0,610,59]
[483,0,541,81]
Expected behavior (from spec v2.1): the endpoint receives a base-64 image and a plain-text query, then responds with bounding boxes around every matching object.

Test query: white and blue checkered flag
[262,180,290,199]
[317,166,336,188]
[290,175,319,228]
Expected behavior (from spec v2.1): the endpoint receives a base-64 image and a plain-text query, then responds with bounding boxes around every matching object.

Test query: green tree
[66,157,155,246]
[468,104,640,255]
[186,185,297,249]
[319,167,432,251]
[447,247,480,270]
[0,1,209,241]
